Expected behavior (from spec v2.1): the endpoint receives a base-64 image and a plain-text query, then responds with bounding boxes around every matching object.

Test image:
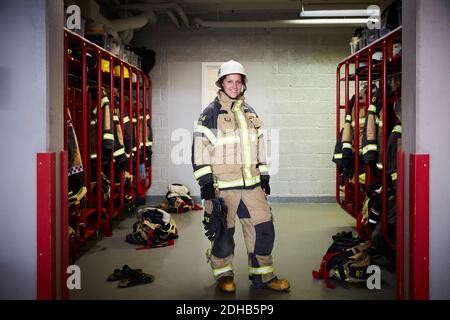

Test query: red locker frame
[64,29,152,258]
[336,27,402,295]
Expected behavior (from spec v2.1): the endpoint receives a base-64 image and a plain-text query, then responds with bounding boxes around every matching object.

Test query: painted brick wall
[133,23,354,199]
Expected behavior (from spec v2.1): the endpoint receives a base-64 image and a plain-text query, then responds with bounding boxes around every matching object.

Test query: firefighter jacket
[112,107,128,174]
[89,86,114,179]
[122,97,132,159]
[67,108,87,206]
[131,111,153,166]
[387,124,401,186]
[192,91,269,190]
[339,90,366,172]
[362,87,382,167]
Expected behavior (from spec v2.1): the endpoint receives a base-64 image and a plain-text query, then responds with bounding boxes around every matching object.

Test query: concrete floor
[70,203,396,300]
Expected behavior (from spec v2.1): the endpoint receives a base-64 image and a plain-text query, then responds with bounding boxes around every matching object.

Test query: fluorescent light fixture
[287,18,371,25]
[300,9,372,17]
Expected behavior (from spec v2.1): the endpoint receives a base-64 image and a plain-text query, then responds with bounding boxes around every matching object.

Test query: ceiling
[97,0,385,27]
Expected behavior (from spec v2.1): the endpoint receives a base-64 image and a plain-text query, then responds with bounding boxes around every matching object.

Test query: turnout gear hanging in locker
[89,86,114,199]
[67,108,87,206]
[192,89,280,288]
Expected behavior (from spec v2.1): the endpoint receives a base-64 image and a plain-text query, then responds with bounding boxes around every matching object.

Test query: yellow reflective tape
[345,114,352,121]
[334,153,343,159]
[248,265,274,275]
[360,118,365,126]
[215,135,240,146]
[216,178,245,189]
[342,142,352,150]
[132,146,137,152]
[113,148,125,157]
[146,141,153,147]
[257,129,263,138]
[259,165,268,173]
[393,125,402,134]
[245,175,261,187]
[101,96,109,107]
[195,125,217,145]
[90,120,96,125]
[113,115,119,121]
[132,118,137,123]
[376,163,383,170]
[146,114,150,120]
[362,144,378,155]
[391,172,397,181]
[235,106,252,181]
[90,154,97,159]
[194,166,212,179]
[368,104,377,113]
[213,265,233,277]
[359,173,366,184]
[103,133,114,140]
[123,116,130,124]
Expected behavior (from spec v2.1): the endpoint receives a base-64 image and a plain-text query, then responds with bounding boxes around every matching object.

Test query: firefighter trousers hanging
[206,187,276,286]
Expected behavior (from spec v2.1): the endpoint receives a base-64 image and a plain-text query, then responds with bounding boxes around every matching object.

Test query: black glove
[203,198,227,241]
[261,177,271,195]
[200,182,215,200]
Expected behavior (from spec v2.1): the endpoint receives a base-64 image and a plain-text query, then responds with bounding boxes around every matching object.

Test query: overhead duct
[194,17,368,28]
[117,3,190,27]
[110,15,148,32]
[75,0,157,42]
[165,10,180,28]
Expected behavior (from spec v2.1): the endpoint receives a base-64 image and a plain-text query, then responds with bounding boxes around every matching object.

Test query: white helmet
[215,60,247,87]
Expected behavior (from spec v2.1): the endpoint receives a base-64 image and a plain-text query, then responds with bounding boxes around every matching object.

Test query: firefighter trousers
[205,187,276,285]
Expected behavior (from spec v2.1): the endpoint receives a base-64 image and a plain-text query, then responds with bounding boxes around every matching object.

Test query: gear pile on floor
[312,231,374,289]
[125,207,179,249]
[107,265,154,288]
[160,184,203,213]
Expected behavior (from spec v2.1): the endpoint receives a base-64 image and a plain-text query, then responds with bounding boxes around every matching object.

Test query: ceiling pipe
[117,3,190,27]
[193,17,368,28]
[166,10,180,28]
[110,15,149,32]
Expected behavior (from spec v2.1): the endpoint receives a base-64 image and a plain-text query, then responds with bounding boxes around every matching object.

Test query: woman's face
[222,74,243,99]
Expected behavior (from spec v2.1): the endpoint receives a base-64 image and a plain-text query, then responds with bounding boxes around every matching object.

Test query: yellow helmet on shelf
[114,65,129,78]
[101,59,110,73]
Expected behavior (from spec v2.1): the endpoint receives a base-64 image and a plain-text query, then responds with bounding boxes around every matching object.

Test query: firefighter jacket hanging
[192,91,277,287]
[334,88,367,181]
[89,86,114,200]
[67,108,87,206]
[131,111,153,167]
[112,92,132,185]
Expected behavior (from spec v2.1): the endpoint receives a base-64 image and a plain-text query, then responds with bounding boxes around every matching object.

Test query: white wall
[0,0,63,299]
[403,0,450,300]
[133,24,354,200]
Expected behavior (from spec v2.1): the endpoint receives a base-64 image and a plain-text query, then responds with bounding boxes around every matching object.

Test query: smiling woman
[192,60,290,294]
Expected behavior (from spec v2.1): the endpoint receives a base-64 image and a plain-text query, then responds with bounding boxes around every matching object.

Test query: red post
[396,151,405,300]
[96,51,103,229]
[148,78,153,189]
[409,154,430,300]
[37,153,57,300]
[82,43,88,184]
[60,151,69,300]
[336,65,341,205]
[136,71,142,197]
[354,56,360,219]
